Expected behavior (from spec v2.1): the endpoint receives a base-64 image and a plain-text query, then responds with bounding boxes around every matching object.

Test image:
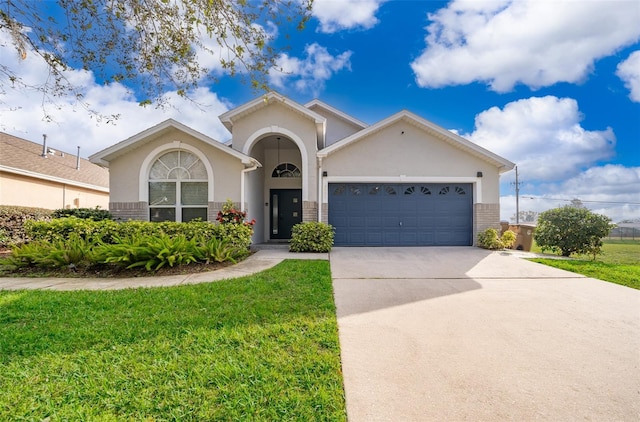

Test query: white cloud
[269,43,352,96]
[500,165,640,223]
[616,50,640,102]
[411,0,640,91]
[312,0,386,33]
[465,96,616,182]
[0,29,232,157]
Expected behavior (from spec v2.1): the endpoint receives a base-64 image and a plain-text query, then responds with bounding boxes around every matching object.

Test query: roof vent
[41,134,48,158]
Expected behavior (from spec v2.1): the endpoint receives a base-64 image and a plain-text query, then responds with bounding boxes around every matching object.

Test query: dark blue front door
[328,183,473,246]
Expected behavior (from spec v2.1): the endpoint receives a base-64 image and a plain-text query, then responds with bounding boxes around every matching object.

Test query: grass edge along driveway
[0,260,347,421]
[528,239,640,290]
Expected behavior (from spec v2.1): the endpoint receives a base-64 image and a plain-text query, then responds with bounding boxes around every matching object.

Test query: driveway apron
[330,247,640,421]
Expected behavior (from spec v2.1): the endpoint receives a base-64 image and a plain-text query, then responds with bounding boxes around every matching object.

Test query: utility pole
[512,166,521,224]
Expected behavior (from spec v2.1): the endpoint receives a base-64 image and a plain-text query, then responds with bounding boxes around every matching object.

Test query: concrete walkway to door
[331,247,640,422]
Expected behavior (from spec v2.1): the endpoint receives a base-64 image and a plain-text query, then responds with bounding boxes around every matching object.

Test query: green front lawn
[0,260,346,421]
[529,239,640,290]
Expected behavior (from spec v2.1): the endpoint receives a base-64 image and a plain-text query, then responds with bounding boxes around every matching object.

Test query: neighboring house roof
[317,110,515,172]
[304,99,368,130]
[219,92,327,143]
[0,132,109,191]
[89,119,260,167]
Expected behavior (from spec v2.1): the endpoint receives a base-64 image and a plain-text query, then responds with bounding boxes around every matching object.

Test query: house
[90,93,515,246]
[0,132,109,210]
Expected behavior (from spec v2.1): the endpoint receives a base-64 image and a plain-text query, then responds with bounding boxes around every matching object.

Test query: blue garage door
[328,183,473,246]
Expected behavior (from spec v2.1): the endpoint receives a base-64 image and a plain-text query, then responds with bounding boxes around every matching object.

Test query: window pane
[182,208,208,222]
[181,182,208,205]
[149,160,169,180]
[149,182,176,205]
[160,151,179,170]
[167,168,189,180]
[150,208,175,222]
[188,160,208,179]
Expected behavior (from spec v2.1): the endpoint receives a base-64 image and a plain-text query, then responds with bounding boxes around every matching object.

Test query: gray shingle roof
[0,132,109,189]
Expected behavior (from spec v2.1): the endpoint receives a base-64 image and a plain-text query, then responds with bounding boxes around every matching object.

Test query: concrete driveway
[331,247,640,421]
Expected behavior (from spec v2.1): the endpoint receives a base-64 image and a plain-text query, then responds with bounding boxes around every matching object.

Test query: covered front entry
[328,183,473,246]
[270,189,302,240]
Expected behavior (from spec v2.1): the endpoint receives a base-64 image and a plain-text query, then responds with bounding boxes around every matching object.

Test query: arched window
[272,162,301,178]
[148,150,208,222]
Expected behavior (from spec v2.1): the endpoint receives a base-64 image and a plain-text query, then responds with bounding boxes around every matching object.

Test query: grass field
[530,239,640,290]
[0,260,347,421]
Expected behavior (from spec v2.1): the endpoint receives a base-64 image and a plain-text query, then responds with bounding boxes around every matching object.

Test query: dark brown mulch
[0,259,237,279]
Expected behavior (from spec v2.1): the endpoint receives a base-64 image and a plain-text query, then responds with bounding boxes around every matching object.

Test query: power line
[521,196,640,205]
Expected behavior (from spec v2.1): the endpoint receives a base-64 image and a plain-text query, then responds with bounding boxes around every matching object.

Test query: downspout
[317,157,323,222]
[240,163,259,212]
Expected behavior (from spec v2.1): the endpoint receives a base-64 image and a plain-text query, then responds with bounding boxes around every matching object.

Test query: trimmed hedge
[290,222,334,253]
[25,218,253,250]
[0,206,53,247]
[51,207,112,221]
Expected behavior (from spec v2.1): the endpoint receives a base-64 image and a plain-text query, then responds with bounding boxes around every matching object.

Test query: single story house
[0,132,109,210]
[90,92,515,246]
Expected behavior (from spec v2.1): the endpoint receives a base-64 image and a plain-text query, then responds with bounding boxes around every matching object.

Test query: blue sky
[1,0,639,222]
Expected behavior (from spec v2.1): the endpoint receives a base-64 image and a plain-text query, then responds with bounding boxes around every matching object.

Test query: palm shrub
[96,234,198,271]
[194,237,247,264]
[4,233,96,269]
[290,222,334,253]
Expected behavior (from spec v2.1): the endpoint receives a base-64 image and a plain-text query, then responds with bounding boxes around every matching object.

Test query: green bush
[477,228,517,250]
[290,222,334,253]
[0,205,52,247]
[535,206,614,258]
[52,207,112,221]
[24,218,253,250]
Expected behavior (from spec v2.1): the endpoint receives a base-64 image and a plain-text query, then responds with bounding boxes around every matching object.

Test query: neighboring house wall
[0,132,109,210]
[0,171,108,209]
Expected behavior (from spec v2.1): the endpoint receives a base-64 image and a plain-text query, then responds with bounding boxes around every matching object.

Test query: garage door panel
[329,183,472,246]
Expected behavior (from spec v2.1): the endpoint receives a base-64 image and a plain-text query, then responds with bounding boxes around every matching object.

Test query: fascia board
[304,99,368,129]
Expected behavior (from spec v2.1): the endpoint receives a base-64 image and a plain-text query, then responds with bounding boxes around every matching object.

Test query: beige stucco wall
[307,106,363,147]
[0,172,108,209]
[322,120,501,203]
[108,127,245,204]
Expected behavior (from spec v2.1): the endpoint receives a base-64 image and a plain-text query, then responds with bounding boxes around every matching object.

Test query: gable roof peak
[304,99,368,129]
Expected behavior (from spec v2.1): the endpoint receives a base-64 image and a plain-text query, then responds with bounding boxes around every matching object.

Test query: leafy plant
[98,235,198,271]
[194,237,245,264]
[477,228,516,250]
[290,222,335,253]
[52,207,112,221]
[534,206,614,258]
[2,233,96,269]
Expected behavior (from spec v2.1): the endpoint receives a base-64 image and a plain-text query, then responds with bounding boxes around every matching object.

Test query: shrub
[477,228,517,250]
[290,222,334,253]
[4,233,96,269]
[96,235,198,271]
[51,207,112,221]
[24,218,254,250]
[0,205,52,247]
[535,206,614,258]
[194,237,246,264]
